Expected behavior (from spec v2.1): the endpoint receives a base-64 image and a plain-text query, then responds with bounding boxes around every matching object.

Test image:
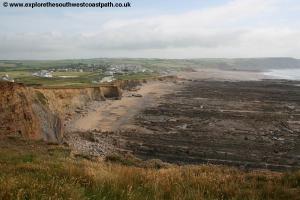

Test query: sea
[263,69,300,80]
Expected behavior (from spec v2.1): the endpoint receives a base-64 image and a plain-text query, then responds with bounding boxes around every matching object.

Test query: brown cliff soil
[0,81,64,142]
[0,82,40,139]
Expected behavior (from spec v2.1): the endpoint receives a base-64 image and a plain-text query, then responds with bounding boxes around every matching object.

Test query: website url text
[2,1,132,8]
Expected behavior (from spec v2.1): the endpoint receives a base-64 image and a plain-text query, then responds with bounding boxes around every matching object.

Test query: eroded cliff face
[0,81,65,142]
[0,83,123,142]
[35,85,121,116]
[31,99,63,143]
[35,88,104,116]
[0,82,40,139]
[114,76,178,90]
[0,76,177,143]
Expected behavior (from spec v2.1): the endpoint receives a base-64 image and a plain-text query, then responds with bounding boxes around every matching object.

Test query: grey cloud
[79,30,244,50]
[0,0,300,59]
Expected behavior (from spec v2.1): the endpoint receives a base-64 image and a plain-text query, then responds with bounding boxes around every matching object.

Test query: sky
[0,0,300,59]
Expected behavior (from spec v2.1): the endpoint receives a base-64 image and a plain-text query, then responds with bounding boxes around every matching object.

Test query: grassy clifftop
[0,137,299,200]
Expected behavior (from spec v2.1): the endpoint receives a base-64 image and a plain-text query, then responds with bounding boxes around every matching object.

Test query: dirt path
[66,81,178,132]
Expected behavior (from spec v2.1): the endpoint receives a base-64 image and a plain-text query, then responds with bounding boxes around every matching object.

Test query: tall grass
[0,146,299,200]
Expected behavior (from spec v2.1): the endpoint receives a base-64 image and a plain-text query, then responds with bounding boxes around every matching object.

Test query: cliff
[0,82,40,139]
[0,76,177,143]
[0,82,123,143]
[34,85,121,115]
[0,81,65,142]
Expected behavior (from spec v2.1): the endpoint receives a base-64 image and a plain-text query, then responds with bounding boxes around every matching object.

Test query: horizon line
[0,56,299,61]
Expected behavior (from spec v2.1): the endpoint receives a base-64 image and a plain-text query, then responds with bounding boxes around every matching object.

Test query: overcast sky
[1,0,300,59]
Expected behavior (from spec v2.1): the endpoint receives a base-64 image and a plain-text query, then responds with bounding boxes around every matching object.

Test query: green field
[0,59,167,86]
[0,71,101,87]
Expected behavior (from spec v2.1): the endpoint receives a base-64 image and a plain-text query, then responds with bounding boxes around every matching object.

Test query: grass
[0,70,159,87]
[0,58,183,87]
[0,62,17,68]
[0,71,102,87]
[0,138,299,200]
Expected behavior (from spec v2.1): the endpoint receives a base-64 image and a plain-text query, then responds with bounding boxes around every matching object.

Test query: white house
[100,76,115,83]
[1,74,14,82]
[32,70,53,78]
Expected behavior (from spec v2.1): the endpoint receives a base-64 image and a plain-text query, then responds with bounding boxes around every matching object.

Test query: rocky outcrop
[31,101,63,143]
[100,85,122,99]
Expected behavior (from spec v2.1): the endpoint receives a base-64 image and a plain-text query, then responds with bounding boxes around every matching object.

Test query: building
[104,71,114,76]
[1,74,14,82]
[100,76,115,83]
[32,70,53,78]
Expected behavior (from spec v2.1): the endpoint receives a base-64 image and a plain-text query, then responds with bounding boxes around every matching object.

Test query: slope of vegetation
[0,137,299,200]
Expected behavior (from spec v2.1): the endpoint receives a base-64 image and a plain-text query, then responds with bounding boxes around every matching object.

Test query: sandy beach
[66,80,179,132]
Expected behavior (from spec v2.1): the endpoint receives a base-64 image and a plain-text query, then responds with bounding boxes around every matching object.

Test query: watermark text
[2,1,132,8]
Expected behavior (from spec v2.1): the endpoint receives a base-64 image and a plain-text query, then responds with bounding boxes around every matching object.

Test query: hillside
[0,137,299,200]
